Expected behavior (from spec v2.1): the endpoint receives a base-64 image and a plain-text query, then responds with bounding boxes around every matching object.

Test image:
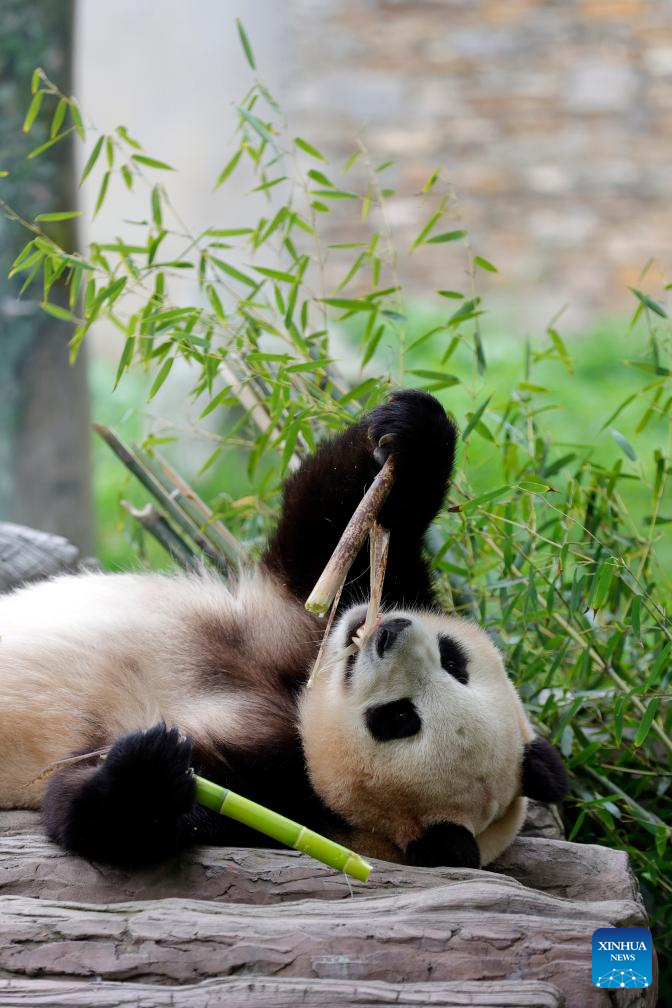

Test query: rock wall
[283,0,672,327]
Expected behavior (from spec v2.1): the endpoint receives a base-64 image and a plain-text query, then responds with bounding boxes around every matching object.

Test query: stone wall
[283,0,672,328]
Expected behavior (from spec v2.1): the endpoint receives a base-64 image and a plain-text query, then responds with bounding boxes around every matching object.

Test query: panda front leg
[263,389,458,609]
[43,724,211,867]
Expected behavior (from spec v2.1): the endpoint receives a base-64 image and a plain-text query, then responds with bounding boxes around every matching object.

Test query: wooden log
[0,833,643,909]
[521,800,564,840]
[0,812,39,836]
[0,976,567,1007]
[0,890,648,1008]
[0,523,80,593]
[491,836,643,906]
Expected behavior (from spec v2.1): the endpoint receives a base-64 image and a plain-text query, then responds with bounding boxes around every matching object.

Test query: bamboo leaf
[80,136,104,185]
[457,487,511,513]
[236,18,256,70]
[238,107,274,146]
[321,297,377,313]
[93,170,111,218]
[40,301,77,322]
[408,370,460,390]
[634,699,661,747]
[209,255,258,289]
[35,211,81,222]
[253,265,298,284]
[22,91,43,133]
[214,149,242,189]
[294,137,326,162]
[473,254,498,273]
[610,428,637,462]
[307,169,334,188]
[629,287,667,319]
[148,357,174,400]
[426,229,467,244]
[462,396,492,442]
[592,563,615,610]
[113,336,135,388]
[51,97,67,138]
[27,128,73,159]
[410,211,442,250]
[151,185,162,230]
[132,154,175,171]
[69,98,85,140]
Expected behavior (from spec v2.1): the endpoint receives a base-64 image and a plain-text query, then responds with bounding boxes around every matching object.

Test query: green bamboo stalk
[194,774,372,882]
[93,424,230,576]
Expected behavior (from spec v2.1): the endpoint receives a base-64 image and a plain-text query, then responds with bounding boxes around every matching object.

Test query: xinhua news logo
[592,927,653,990]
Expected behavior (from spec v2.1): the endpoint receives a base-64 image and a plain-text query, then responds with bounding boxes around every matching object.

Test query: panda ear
[405,821,481,869]
[522,736,569,803]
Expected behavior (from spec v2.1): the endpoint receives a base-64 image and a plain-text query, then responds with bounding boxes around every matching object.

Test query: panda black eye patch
[438,635,469,685]
[365,698,422,742]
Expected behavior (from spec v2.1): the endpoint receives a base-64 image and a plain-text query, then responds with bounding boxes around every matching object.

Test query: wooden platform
[0,810,657,1008]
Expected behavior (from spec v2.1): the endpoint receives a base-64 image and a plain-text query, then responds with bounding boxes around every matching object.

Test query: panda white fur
[0,390,568,868]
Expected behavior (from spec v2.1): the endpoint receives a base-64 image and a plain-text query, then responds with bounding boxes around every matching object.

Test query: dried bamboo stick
[93,424,229,576]
[120,501,200,572]
[353,522,390,648]
[305,457,395,616]
[135,447,240,573]
[150,451,247,564]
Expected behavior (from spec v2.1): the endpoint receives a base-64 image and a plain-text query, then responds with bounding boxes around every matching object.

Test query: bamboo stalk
[135,447,240,573]
[194,774,371,882]
[305,457,395,616]
[150,450,247,564]
[120,500,200,572]
[93,424,229,576]
[353,522,390,648]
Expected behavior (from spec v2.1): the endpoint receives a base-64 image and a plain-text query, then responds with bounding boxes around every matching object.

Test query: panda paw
[405,821,481,869]
[44,723,197,867]
[368,389,456,471]
[103,722,196,816]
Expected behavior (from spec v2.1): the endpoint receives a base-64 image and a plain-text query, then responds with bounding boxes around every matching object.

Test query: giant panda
[0,389,568,869]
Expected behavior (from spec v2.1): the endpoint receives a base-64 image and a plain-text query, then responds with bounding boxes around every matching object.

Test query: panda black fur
[0,390,568,869]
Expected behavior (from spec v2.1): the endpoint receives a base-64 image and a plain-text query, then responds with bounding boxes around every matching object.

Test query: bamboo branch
[305,457,395,616]
[93,424,230,577]
[120,501,200,572]
[134,446,241,572]
[149,450,247,565]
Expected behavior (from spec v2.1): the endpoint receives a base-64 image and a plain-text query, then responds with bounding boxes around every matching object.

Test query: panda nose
[375,618,412,658]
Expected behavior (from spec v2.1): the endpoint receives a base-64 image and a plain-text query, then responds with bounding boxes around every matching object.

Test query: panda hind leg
[43,723,204,868]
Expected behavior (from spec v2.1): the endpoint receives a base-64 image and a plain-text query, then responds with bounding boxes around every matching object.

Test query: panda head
[299,605,568,867]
